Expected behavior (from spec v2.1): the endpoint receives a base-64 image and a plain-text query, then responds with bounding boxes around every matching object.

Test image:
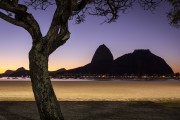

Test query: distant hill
[58,46,173,76]
[111,49,173,75]
[2,70,14,77]
[49,68,66,76]
[1,67,66,77]
[8,67,29,77]
[63,44,114,74]
[91,44,113,63]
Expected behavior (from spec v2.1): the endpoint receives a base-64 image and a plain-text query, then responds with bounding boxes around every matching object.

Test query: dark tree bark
[29,45,64,120]
[2,0,74,119]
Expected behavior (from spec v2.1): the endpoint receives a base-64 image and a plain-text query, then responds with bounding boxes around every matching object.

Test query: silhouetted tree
[0,0,179,120]
[167,0,180,27]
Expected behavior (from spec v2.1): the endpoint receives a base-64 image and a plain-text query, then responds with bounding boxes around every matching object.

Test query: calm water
[0,77,180,101]
[0,77,179,82]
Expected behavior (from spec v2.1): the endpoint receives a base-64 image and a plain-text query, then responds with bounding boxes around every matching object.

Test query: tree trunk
[29,47,64,120]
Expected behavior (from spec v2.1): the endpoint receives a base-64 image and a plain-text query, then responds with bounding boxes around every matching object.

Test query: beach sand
[0,81,180,101]
[1,81,180,120]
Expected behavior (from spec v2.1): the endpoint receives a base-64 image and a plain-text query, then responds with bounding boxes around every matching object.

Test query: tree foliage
[24,0,180,25]
[0,0,179,32]
[167,0,180,27]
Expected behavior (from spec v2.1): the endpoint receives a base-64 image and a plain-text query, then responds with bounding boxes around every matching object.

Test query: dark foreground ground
[0,101,180,120]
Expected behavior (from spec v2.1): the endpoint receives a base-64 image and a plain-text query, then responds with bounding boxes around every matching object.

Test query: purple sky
[0,3,180,73]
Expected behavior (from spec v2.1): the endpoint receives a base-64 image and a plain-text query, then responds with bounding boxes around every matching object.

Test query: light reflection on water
[0,77,92,81]
[0,78,180,101]
[0,77,179,82]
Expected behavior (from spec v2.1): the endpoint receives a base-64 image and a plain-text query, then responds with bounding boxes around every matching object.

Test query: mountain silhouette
[59,46,173,76]
[1,67,66,77]
[64,44,114,74]
[91,44,113,63]
[49,68,66,76]
[1,45,174,77]
[111,49,173,75]
[2,70,14,76]
[8,67,29,77]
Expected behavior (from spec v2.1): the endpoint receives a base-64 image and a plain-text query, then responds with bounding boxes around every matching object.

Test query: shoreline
[0,77,180,82]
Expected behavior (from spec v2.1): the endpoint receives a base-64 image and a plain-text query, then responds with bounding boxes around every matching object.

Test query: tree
[167,0,180,27]
[0,0,179,120]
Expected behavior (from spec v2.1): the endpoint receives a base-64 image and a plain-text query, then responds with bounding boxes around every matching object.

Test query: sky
[0,2,180,74]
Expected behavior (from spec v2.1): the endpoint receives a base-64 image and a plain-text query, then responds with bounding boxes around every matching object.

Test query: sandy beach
[0,80,180,101]
[1,80,180,120]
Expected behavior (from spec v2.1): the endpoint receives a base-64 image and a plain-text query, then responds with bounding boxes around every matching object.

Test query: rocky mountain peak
[112,49,173,75]
[16,67,26,72]
[3,70,14,76]
[91,44,113,63]
[133,49,151,54]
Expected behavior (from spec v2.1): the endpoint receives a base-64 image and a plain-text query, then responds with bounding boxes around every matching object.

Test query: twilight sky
[0,2,180,74]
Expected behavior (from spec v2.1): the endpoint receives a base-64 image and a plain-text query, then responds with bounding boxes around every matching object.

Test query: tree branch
[48,30,70,55]
[0,1,27,13]
[47,21,70,55]
[72,0,90,11]
[46,0,72,37]
[138,0,163,11]
[0,11,27,28]
[12,0,19,6]
[24,0,54,10]
[167,0,180,28]
[86,0,134,23]
[0,0,42,42]
[46,7,62,40]
[45,0,72,54]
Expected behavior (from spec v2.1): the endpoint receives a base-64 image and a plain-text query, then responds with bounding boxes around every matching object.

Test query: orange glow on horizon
[0,67,29,74]
[170,63,180,74]
[0,64,83,74]
[48,64,83,71]
[173,68,180,74]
